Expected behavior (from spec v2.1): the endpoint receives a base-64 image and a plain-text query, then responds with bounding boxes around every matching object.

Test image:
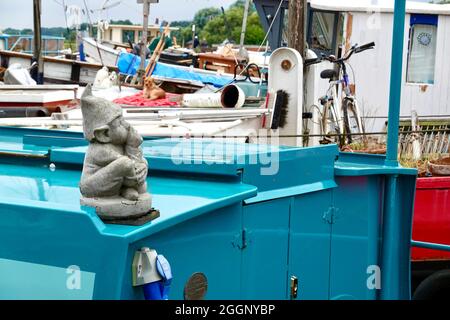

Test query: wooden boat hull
[0,50,117,85]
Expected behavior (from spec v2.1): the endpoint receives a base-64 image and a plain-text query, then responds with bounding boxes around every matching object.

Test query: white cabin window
[406,14,438,85]
[307,9,342,56]
[309,11,336,53]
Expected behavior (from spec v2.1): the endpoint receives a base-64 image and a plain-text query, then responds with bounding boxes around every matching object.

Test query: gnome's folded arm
[87,143,127,168]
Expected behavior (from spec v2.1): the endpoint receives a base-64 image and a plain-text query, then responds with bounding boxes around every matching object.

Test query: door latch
[290,276,298,299]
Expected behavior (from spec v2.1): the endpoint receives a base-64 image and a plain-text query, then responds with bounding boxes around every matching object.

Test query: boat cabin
[0,34,64,56]
[100,24,179,46]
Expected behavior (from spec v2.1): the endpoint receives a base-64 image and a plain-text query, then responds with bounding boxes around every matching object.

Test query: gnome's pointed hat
[80,84,123,141]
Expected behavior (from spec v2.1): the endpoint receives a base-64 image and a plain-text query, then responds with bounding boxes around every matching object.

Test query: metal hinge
[323,206,339,224]
[232,229,247,250]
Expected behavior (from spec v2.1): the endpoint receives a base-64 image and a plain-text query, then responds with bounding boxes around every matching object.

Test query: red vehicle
[411,176,450,299]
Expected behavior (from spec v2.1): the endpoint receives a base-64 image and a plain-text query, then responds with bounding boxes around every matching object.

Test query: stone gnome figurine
[79,85,153,221]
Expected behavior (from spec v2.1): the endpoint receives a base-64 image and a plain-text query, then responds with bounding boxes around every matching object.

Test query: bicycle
[305,42,375,146]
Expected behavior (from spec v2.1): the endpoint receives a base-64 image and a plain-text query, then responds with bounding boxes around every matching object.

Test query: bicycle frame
[309,41,374,145]
[324,79,344,135]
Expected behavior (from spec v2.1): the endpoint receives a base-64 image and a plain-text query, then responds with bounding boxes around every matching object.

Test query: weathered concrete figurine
[79,85,152,221]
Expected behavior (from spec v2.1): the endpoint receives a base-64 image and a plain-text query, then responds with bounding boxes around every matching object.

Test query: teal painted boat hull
[0,127,417,300]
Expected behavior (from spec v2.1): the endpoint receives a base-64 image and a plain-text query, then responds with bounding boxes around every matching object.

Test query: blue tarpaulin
[117,52,234,88]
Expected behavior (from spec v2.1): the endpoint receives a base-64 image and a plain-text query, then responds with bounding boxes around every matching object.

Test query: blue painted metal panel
[242,144,338,194]
[410,14,438,26]
[0,258,96,300]
[0,202,127,299]
[289,190,333,300]
[241,198,291,299]
[125,204,243,300]
[329,176,384,300]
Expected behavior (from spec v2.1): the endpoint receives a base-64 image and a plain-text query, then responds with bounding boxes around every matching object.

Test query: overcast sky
[0,0,434,30]
[0,0,236,29]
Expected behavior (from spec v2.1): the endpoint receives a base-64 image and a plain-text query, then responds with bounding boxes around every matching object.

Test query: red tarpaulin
[113,92,180,107]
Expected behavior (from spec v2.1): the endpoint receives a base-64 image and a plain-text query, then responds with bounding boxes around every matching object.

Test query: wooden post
[33,0,44,84]
[288,0,307,57]
[139,0,150,73]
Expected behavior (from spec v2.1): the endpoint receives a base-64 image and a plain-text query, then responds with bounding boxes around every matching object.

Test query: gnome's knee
[79,177,98,197]
[80,173,123,197]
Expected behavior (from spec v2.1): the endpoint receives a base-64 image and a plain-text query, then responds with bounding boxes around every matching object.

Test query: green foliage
[193,7,221,30]
[4,28,33,35]
[170,20,191,43]
[200,3,264,45]
[245,12,265,45]
[170,1,264,47]
[174,7,221,45]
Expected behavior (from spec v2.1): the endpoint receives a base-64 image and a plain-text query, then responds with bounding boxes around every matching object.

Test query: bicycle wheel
[319,101,342,144]
[342,98,365,145]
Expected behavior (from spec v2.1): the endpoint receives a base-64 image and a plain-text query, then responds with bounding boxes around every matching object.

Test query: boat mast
[239,0,252,55]
[33,0,44,84]
[138,0,150,75]
[137,0,157,84]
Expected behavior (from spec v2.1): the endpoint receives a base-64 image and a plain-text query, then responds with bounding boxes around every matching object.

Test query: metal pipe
[385,0,406,166]
[380,173,412,300]
[412,240,450,253]
[380,0,411,301]
[381,175,401,299]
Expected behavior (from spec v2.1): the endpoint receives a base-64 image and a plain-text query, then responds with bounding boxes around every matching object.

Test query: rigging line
[118,0,142,15]
[257,0,284,52]
[62,0,71,33]
[83,0,105,66]
[61,0,73,53]
[122,128,450,140]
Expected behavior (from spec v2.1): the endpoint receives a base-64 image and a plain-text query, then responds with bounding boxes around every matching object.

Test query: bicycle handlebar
[354,42,375,54]
[358,42,375,51]
[304,57,322,67]
[304,42,375,67]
